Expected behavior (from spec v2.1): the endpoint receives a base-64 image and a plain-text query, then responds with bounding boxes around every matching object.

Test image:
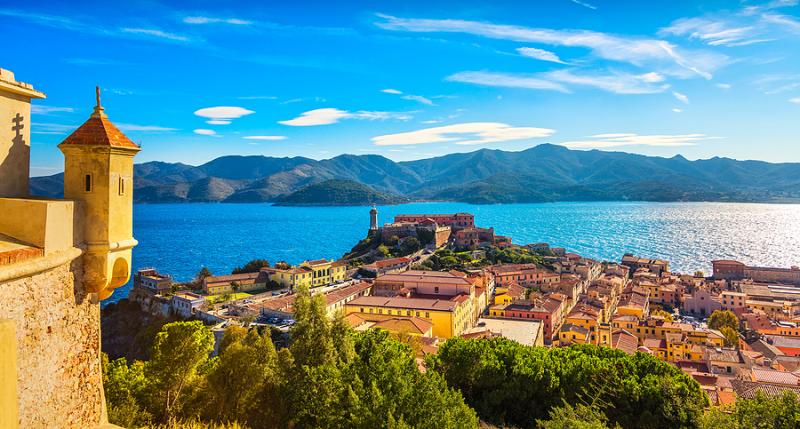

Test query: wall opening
[84,174,92,192]
[110,257,129,289]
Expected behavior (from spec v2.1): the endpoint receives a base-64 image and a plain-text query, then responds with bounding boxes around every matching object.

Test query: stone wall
[0,256,103,428]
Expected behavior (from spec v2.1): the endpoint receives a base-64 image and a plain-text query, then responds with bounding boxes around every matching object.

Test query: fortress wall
[0,256,103,428]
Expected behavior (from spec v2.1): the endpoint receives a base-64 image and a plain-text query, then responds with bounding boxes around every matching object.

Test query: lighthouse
[369,205,378,231]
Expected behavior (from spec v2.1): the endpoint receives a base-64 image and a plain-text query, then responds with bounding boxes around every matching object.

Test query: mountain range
[29,144,800,204]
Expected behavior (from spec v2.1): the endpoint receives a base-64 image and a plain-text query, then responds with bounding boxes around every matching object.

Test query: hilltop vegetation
[30,144,800,204]
[273,179,407,206]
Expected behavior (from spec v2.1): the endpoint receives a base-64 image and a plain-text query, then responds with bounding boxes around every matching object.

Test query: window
[84,174,92,192]
[118,177,125,195]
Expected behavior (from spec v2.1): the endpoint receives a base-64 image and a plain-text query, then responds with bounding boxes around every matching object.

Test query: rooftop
[464,318,542,346]
[348,295,461,312]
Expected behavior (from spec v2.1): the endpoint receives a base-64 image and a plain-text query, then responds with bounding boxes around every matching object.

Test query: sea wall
[0,253,103,428]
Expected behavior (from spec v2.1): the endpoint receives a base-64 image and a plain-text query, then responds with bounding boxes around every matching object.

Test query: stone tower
[369,205,378,231]
[58,87,140,300]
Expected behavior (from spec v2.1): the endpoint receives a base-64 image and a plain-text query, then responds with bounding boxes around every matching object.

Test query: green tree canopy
[708,310,739,332]
[231,259,270,274]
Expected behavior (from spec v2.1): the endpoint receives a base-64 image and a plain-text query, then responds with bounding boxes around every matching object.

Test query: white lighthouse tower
[369,205,378,231]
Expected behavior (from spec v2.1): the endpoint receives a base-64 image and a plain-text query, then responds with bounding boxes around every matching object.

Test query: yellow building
[345,295,473,338]
[0,69,136,428]
[268,258,346,290]
[299,258,346,287]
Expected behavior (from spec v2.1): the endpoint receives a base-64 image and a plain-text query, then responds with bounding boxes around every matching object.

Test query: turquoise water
[110,202,800,304]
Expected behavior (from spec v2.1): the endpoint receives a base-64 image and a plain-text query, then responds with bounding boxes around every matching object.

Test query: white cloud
[372,122,554,146]
[447,71,569,92]
[381,88,436,105]
[672,108,683,113]
[243,135,288,140]
[659,17,769,47]
[237,95,278,100]
[672,91,690,104]
[761,13,800,32]
[115,123,178,132]
[375,14,728,80]
[31,122,75,135]
[183,16,252,25]
[31,105,74,114]
[716,83,732,89]
[570,0,597,10]
[422,119,443,124]
[517,47,567,64]
[194,106,255,125]
[194,129,216,136]
[280,108,412,126]
[559,133,716,149]
[120,27,190,42]
[790,97,800,104]
[401,94,434,105]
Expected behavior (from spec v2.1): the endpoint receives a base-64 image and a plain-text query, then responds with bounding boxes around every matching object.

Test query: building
[0,70,137,428]
[369,206,378,231]
[372,270,474,298]
[239,281,372,319]
[453,227,495,248]
[491,264,560,289]
[359,256,412,277]
[621,253,670,276]
[489,294,565,343]
[266,258,346,290]
[347,313,433,337]
[202,271,270,295]
[346,294,473,338]
[133,268,172,295]
[171,292,206,318]
[380,220,451,248]
[393,213,474,230]
[713,260,800,285]
[462,317,544,346]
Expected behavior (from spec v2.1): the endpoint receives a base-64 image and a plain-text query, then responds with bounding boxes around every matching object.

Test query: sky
[3,0,800,175]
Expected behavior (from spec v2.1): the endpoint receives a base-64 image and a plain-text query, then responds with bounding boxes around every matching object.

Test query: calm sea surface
[109,202,800,304]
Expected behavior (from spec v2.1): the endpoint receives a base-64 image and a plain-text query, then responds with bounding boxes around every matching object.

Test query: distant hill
[29,144,800,204]
[273,179,407,206]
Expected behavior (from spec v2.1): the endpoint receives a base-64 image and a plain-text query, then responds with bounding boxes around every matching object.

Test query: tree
[103,353,152,427]
[431,338,707,429]
[144,320,214,421]
[650,308,674,322]
[720,326,740,348]
[230,281,240,294]
[377,244,391,258]
[195,267,213,284]
[232,259,270,274]
[708,310,739,332]
[536,403,610,429]
[384,235,400,246]
[400,237,421,255]
[274,261,292,270]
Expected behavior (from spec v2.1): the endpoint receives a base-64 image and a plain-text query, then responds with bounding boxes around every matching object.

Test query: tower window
[119,177,125,195]
[84,174,92,192]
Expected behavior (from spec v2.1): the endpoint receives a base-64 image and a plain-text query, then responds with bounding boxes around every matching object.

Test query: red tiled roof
[60,112,140,149]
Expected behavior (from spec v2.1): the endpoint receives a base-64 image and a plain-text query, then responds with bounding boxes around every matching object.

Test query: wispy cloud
[517,47,568,64]
[447,69,670,94]
[194,106,255,125]
[447,71,568,92]
[194,129,217,136]
[790,97,800,104]
[672,91,689,104]
[115,123,178,132]
[280,108,412,126]
[243,135,287,140]
[31,105,74,115]
[183,16,252,25]
[120,27,191,42]
[570,0,597,10]
[380,88,436,105]
[559,133,718,149]
[372,122,554,146]
[716,83,732,90]
[659,17,769,47]
[672,108,683,113]
[375,14,728,80]
[280,97,327,105]
[31,122,75,135]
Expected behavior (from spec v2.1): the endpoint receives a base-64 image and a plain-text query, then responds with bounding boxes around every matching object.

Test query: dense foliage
[698,391,800,429]
[231,259,270,274]
[708,310,739,332]
[103,285,477,428]
[418,247,543,271]
[429,338,708,429]
[273,179,407,206]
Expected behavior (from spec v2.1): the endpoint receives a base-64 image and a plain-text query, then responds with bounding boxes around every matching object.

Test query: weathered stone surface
[0,257,103,428]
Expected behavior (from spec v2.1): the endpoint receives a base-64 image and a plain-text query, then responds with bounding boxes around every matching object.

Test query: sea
[108,201,800,304]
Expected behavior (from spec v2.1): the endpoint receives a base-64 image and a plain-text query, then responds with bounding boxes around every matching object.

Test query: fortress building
[0,67,138,428]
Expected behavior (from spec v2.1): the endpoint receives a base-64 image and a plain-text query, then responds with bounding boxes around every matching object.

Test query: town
[128,209,800,408]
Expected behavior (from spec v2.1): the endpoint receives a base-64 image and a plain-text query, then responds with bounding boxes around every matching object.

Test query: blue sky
[4,0,800,175]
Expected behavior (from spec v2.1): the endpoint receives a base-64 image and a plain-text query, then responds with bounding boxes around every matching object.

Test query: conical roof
[59,87,140,150]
